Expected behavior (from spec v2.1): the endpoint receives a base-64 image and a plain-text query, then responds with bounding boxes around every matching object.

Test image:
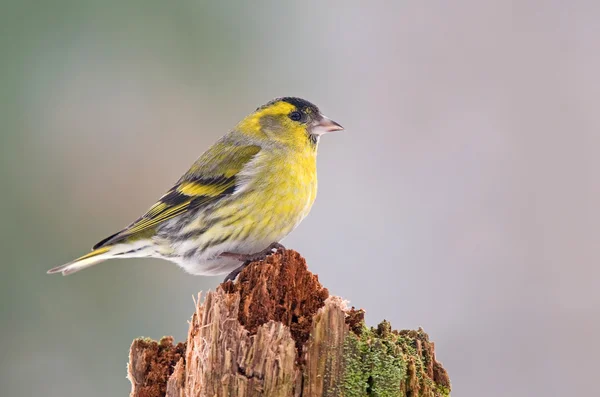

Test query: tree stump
[127,249,451,397]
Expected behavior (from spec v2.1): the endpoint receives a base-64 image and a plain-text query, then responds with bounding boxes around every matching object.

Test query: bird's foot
[220,242,285,262]
[221,242,285,282]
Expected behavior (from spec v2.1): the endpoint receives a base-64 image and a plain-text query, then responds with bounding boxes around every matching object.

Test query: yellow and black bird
[48,97,343,280]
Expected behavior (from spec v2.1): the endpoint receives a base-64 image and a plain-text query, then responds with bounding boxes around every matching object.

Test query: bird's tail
[47,246,116,276]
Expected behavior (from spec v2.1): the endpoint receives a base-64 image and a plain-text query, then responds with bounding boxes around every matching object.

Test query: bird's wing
[92,141,261,249]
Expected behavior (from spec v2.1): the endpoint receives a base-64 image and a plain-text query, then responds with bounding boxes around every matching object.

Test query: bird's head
[236,97,343,150]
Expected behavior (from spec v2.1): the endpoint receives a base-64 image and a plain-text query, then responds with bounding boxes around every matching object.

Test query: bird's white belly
[168,235,276,276]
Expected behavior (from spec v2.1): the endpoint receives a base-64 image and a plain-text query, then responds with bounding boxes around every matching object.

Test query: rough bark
[127,249,451,397]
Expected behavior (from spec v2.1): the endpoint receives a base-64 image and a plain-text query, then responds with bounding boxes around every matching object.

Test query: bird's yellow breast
[201,146,317,247]
[241,147,317,241]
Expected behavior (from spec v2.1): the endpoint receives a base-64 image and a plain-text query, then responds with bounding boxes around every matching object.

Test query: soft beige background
[1,1,598,396]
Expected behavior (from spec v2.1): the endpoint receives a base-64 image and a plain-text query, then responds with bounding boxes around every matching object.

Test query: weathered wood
[127,249,451,397]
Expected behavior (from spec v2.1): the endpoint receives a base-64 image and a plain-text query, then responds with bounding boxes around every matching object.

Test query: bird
[47,97,343,281]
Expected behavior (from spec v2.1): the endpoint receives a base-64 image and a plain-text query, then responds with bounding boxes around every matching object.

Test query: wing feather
[93,141,261,249]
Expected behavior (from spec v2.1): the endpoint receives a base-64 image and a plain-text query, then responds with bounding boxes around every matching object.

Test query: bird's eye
[289,111,302,122]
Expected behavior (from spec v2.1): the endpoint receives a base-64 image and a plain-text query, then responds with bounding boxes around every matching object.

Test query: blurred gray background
[1,1,598,396]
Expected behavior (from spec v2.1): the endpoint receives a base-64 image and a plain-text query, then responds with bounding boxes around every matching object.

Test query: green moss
[436,385,451,397]
[136,336,156,344]
[340,322,450,397]
[341,329,370,396]
[368,338,406,396]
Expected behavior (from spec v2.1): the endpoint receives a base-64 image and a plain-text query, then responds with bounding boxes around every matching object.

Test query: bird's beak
[311,115,344,135]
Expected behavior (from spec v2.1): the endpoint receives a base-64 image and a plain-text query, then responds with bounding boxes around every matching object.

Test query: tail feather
[47,246,113,276]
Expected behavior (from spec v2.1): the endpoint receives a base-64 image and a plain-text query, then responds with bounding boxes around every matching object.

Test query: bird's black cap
[262,97,320,114]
